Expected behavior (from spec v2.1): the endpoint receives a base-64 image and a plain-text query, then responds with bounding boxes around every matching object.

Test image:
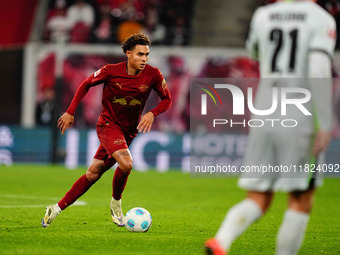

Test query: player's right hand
[137,112,154,133]
[57,112,74,135]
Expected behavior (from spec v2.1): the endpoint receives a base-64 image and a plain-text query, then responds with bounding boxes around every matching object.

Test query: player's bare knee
[119,161,133,173]
[86,160,107,182]
[86,171,102,182]
[289,190,314,213]
[289,202,312,213]
[247,191,273,214]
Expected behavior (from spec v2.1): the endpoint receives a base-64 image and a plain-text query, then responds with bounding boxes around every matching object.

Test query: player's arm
[137,75,172,133]
[246,8,262,60]
[308,15,336,155]
[309,52,333,156]
[58,65,110,134]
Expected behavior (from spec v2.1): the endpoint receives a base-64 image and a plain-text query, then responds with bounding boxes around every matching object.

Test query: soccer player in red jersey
[42,33,172,227]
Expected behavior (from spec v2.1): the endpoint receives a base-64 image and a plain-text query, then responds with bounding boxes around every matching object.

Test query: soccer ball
[125,207,152,232]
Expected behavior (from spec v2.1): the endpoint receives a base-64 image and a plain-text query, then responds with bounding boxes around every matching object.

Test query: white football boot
[110,198,125,227]
[42,204,61,227]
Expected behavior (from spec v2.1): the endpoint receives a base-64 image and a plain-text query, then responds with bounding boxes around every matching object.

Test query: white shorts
[238,128,323,192]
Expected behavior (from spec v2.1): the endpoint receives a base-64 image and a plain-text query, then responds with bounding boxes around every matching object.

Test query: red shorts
[94,122,133,168]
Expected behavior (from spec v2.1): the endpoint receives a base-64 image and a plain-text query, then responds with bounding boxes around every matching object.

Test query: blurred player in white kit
[205,0,336,254]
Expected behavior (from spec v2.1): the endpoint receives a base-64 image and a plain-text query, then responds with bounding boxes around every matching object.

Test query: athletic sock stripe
[308,155,318,190]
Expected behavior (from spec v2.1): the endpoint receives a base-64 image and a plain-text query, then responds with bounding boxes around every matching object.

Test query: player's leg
[206,191,272,254]
[58,158,110,209]
[276,188,314,255]
[42,158,110,227]
[96,122,133,226]
[110,148,133,227]
[247,190,274,212]
[275,129,318,255]
[112,148,133,199]
[206,129,276,254]
[216,191,272,250]
[97,122,134,200]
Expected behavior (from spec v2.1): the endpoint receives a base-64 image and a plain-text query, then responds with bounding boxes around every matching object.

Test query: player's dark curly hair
[122,33,151,53]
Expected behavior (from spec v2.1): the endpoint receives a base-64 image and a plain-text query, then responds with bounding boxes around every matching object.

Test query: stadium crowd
[36,0,340,135]
[43,0,194,45]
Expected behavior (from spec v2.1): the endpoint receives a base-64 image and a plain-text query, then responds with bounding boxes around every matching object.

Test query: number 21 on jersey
[269,28,298,73]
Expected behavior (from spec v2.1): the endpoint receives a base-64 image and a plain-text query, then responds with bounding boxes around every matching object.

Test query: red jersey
[67,62,172,137]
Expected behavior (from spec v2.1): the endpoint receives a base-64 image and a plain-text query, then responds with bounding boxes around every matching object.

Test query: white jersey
[240,1,337,192]
[247,1,336,132]
[247,0,336,78]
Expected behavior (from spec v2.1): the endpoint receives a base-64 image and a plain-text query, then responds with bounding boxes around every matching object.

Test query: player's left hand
[137,112,154,133]
[312,130,331,156]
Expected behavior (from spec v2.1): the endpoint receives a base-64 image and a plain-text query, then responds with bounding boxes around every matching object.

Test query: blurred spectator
[318,0,340,48]
[161,0,194,46]
[227,57,260,78]
[117,18,142,43]
[319,0,340,16]
[165,15,190,46]
[96,0,125,9]
[111,0,144,19]
[161,56,191,132]
[118,0,139,20]
[37,53,56,93]
[67,0,95,43]
[67,0,95,27]
[46,0,67,20]
[36,88,56,126]
[46,7,70,42]
[63,55,103,126]
[115,2,143,43]
[112,0,144,43]
[92,4,114,43]
[44,0,69,42]
[44,0,194,45]
[142,7,166,45]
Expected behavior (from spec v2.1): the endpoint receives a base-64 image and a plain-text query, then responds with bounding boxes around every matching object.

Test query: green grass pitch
[0,164,339,255]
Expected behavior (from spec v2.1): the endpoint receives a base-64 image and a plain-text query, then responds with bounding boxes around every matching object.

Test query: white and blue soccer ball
[125,207,152,232]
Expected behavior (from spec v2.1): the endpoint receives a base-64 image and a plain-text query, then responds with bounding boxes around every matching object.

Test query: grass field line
[0,193,86,208]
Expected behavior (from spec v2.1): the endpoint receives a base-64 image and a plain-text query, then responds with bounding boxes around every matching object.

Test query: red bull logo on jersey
[112,96,144,107]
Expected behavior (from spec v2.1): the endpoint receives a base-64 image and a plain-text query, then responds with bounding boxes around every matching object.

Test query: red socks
[57,167,130,210]
[58,174,94,210]
[112,167,130,200]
